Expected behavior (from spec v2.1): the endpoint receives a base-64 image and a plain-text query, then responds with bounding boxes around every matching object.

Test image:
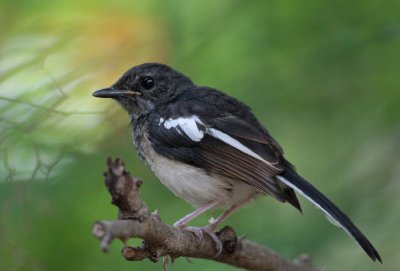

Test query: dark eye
[141,77,154,90]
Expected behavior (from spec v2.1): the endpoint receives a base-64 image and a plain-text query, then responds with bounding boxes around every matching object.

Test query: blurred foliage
[0,1,399,270]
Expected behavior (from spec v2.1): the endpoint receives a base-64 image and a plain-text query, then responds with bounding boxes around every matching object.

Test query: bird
[92,62,381,262]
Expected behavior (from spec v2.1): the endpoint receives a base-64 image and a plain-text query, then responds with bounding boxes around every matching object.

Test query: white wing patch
[163,116,204,142]
[161,116,280,170]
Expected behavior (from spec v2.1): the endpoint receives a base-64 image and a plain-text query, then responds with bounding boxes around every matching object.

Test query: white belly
[140,136,257,208]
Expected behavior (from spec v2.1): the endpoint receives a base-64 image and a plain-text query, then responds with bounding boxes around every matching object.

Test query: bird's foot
[162,255,175,271]
[174,223,222,257]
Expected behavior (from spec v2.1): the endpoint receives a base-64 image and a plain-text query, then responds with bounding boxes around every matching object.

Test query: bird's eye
[141,77,154,90]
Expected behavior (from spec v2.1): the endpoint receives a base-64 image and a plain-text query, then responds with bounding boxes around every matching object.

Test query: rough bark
[92,157,317,271]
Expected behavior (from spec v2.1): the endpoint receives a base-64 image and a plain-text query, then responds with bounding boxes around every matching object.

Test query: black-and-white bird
[93,63,381,262]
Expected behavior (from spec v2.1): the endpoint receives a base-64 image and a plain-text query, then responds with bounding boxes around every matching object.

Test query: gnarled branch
[92,157,317,271]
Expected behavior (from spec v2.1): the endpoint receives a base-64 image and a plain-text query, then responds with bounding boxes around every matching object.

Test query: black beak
[92,87,141,98]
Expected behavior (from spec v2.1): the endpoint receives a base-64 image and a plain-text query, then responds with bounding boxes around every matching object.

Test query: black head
[92,63,193,116]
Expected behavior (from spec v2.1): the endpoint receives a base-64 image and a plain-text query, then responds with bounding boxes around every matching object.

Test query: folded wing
[149,114,301,210]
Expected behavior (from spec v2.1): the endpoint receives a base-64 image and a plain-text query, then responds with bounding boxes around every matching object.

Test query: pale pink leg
[177,195,255,257]
[208,194,255,231]
[173,200,221,227]
[173,200,222,249]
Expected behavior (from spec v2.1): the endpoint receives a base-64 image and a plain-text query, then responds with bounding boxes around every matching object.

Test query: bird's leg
[178,195,255,257]
[173,200,223,255]
[173,200,221,228]
[207,194,255,231]
[190,195,254,256]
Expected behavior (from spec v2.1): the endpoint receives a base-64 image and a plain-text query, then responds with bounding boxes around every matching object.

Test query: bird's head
[92,63,193,117]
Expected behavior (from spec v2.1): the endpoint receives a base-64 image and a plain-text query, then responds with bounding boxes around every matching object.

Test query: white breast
[139,135,257,209]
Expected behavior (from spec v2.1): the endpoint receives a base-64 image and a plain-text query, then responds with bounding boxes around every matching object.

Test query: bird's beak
[92,87,141,98]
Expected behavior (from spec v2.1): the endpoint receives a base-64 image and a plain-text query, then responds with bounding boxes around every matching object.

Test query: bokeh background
[1,1,399,270]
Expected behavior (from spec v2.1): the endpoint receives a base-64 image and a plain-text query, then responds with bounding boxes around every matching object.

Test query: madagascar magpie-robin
[93,63,381,262]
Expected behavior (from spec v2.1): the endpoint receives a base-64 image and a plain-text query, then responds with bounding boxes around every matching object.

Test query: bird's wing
[149,113,299,206]
[148,113,382,262]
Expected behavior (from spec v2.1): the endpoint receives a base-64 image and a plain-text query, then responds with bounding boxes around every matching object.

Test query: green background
[0,1,399,270]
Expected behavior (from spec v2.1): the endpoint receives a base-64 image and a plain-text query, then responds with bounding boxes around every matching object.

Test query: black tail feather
[278,168,382,263]
[284,187,302,213]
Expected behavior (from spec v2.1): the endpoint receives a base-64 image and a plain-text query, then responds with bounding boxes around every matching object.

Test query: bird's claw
[184,226,204,241]
[162,255,175,271]
[175,224,222,257]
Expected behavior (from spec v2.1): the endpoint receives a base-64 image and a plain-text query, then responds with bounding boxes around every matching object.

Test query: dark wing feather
[208,116,300,210]
[149,114,301,210]
[212,116,284,153]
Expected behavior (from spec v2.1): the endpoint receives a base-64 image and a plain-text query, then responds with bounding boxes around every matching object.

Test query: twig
[92,157,317,271]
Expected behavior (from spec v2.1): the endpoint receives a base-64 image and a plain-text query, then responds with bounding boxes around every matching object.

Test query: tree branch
[92,157,317,271]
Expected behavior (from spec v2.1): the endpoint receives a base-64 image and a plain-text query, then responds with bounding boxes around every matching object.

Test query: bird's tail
[277,168,382,263]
